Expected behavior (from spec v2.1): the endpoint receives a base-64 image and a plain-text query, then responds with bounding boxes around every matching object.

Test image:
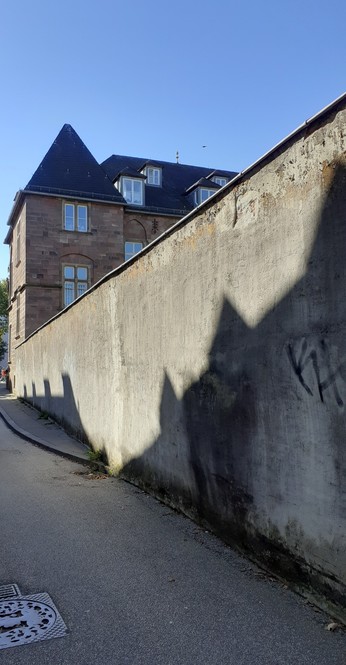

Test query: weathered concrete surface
[14,97,346,614]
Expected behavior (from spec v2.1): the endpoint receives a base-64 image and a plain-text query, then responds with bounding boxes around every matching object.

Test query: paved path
[0,383,89,462]
[0,412,345,663]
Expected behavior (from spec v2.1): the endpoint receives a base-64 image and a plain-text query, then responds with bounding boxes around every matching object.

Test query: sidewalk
[0,382,89,463]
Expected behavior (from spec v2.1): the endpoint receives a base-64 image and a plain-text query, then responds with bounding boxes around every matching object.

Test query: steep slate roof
[115,167,147,179]
[185,177,221,194]
[26,124,124,203]
[101,155,238,214]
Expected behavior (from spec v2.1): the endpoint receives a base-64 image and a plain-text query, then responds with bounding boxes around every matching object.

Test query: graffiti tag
[287,338,346,407]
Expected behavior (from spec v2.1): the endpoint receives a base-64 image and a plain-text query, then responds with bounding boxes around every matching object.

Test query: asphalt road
[0,419,345,664]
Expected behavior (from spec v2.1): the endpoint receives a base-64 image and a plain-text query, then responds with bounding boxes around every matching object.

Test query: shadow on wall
[24,372,89,447]
[122,162,346,607]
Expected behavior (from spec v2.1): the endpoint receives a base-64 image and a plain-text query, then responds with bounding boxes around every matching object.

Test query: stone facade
[7,193,180,360]
[124,210,178,247]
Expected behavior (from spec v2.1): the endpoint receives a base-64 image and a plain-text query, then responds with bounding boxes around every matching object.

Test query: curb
[0,405,90,466]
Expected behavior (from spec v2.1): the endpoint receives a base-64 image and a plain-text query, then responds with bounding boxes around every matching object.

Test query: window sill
[61,229,92,234]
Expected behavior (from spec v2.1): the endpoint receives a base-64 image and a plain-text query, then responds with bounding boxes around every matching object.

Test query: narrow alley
[0,417,345,664]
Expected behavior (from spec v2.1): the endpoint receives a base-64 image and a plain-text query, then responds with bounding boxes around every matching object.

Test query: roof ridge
[102,153,237,173]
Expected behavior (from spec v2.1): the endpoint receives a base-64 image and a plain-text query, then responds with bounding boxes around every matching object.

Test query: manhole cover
[0,593,67,650]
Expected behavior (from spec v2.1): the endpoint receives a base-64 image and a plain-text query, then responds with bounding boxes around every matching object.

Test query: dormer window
[146,167,161,186]
[120,177,144,205]
[185,176,219,208]
[211,176,228,187]
[194,188,216,206]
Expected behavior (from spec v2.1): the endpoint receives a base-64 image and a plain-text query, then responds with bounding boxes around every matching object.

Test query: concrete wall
[14,99,346,613]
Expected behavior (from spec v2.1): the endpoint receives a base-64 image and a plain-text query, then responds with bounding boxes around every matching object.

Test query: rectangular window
[64,203,88,231]
[63,265,89,307]
[64,204,75,231]
[122,178,144,205]
[125,241,143,261]
[146,167,161,186]
[77,206,88,231]
[212,177,228,186]
[195,188,216,206]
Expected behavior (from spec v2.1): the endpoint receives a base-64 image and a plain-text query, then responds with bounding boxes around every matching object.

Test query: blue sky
[1,0,345,280]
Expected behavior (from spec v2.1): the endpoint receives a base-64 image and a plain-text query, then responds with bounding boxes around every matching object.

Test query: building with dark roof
[4,124,237,356]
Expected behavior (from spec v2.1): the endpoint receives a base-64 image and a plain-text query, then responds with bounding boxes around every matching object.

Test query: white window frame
[125,241,143,261]
[64,203,88,232]
[63,264,89,307]
[120,178,144,205]
[146,167,161,186]
[194,188,217,206]
[211,176,228,186]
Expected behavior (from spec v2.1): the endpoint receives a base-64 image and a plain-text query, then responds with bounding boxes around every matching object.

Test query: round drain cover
[0,598,57,648]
